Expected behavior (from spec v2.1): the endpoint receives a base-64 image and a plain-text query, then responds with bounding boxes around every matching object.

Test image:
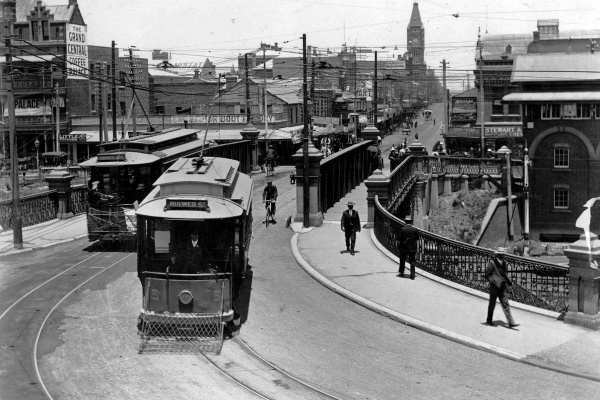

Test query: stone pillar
[240,123,261,172]
[430,174,439,210]
[461,174,469,192]
[408,139,426,176]
[410,178,427,229]
[564,233,600,330]
[292,141,324,227]
[365,170,389,228]
[361,123,380,144]
[46,171,76,220]
[481,175,489,190]
[443,174,452,196]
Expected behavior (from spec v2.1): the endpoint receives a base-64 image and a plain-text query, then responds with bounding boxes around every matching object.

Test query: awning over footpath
[503,92,600,102]
[61,131,101,143]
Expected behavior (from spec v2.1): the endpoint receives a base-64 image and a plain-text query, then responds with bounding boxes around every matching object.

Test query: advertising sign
[66,24,88,80]
[447,125,523,138]
[452,98,476,113]
[385,60,406,70]
[151,49,170,60]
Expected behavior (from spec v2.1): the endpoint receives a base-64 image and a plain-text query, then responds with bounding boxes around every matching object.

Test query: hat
[347,201,355,206]
[92,180,99,188]
[494,247,508,255]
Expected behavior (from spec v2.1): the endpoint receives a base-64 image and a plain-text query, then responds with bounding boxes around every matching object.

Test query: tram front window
[140,217,235,276]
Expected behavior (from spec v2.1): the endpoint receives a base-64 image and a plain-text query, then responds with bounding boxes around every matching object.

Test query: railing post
[46,171,76,220]
[564,233,600,329]
[481,175,490,190]
[411,177,427,229]
[240,123,261,172]
[292,141,323,227]
[443,174,452,196]
[365,170,389,228]
[461,174,469,192]
[430,174,439,210]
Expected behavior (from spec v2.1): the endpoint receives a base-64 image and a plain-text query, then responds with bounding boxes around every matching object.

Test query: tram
[79,127,210,242]
[135,155,253,352]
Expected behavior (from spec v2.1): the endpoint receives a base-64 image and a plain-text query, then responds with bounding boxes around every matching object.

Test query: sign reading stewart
[66,24,88,80]
[447,125,523,138]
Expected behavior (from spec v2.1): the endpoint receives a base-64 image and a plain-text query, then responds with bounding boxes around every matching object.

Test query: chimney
[225,75,237,89]
[69,0,78,5]
[533,31,540,42]
[193,69,200,79]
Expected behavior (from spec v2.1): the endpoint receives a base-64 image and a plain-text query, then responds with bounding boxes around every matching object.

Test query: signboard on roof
[452,98,476,113]
[385,60,406,69]
[447,125,523,138]
[66,24,88,80]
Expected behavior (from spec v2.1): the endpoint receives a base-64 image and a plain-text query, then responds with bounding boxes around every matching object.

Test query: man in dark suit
[398,219,419,279]
[485,248,519,328]
[173,231,203,274]
[341,201,361,255]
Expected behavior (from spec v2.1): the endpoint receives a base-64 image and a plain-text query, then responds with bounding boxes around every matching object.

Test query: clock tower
[407,1,425,68]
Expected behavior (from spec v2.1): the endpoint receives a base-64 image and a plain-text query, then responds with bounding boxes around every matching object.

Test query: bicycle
[265,158,275,177]
[265,199,276,227]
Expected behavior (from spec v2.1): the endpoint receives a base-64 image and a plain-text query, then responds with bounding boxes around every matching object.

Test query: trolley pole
[111,40,117,141]
[5,35,23,249]
[302,33,310,228]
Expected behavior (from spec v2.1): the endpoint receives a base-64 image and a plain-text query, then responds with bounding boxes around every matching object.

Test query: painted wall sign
[66,24,88,80]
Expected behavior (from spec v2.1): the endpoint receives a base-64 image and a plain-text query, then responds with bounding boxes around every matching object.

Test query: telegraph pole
[55,82,60,151]
[373,50,378,127]
[111,41,117,141]
[440,59,449,136]
[478,28,485,157]
[244,53,251,123]
[96,63,103,144]
[129,46,136,136]
[5,34,23,248]
[302,34,309,227]
[101,62,109,142]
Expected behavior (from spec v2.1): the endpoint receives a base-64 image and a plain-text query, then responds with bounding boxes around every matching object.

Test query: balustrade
[0,190,58,230]
[374,196,569,313]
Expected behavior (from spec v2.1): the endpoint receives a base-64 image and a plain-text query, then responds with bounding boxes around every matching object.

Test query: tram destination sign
[165,198,210,212]
[98,153,126,162]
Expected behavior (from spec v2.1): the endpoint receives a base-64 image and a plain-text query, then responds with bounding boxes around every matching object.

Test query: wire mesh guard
[138,280,226,355]
[87,206,137,238]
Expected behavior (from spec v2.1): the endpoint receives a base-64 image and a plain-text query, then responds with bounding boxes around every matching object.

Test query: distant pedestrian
[341,201,361,255]
[485,248,519,328]
[415,121,418,129]
[398,219,418,279]
[433,118,436,125]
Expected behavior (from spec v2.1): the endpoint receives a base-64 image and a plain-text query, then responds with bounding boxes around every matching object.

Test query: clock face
[412,37,420,44]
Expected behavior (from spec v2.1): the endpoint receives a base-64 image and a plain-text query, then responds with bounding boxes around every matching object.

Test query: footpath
[2,127,600,381]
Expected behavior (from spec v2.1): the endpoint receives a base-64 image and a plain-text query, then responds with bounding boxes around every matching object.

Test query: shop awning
[503,92,600,102]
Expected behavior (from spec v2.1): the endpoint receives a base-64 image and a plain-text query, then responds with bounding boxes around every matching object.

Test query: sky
[44,0,600,92]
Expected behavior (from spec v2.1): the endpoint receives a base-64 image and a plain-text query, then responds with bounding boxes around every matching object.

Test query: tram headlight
[178,290,194,305]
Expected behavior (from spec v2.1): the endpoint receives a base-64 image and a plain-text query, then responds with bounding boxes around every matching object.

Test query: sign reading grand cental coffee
[66,24,88,80]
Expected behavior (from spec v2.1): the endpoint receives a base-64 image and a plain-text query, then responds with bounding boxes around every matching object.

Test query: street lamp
[34,138,41,180]
[496,145,514,241]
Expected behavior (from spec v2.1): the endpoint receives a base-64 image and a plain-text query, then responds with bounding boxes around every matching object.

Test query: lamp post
[496,145,514,241]
[34,138,41,180]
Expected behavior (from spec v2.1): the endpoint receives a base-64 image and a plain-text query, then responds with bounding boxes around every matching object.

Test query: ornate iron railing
[423,156,503,176]
[320,140,372,212]
[71,184,88,215]
[387,156,417,210]
[374,196,569,313]
[203,140,251,174]
[0,190,58,230]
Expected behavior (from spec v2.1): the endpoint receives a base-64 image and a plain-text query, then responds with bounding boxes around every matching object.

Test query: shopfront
[60,130,101,164]
[445,123,524,158]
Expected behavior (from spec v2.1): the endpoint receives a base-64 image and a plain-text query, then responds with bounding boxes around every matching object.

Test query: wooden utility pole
[373,51,378,126]
[111,41,117,141]
[55,82,60,151]
[5,34,23,249]
[478,28,485,157]
[244,53,251,123]
[101,62,109,142]
[302,34,309,227]
[440,59,449,136]
[129,47,136,136]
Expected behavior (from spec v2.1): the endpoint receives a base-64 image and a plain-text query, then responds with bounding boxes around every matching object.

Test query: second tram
[135,155,253,352]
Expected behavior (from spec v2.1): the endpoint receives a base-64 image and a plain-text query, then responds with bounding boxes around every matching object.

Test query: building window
[554,147,569,168]
[120,101,127,115]
[31,21,39,41]
[106,94,112,111]
[91,94,96,112]
[42,21,49,40]
[541,103,561,119]
[55,26,64,40]
[155,105,165,114]
[554,187,569,209]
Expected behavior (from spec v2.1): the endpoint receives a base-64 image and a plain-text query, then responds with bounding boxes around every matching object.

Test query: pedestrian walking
[415,121,418,129]
[485,248,519,328]
[433,118,436,125]
[398,219,418,279]
[341,201,361,255]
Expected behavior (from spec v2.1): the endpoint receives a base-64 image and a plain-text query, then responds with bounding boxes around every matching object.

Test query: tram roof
[135,192,245,219]
[153,157,240,187]
[78,151,161,167]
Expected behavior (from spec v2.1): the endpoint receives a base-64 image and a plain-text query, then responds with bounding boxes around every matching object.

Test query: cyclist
[265,145,278,172]
[262,180,278,220]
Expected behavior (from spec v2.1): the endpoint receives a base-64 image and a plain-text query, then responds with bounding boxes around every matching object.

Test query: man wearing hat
[398,219,419,279]
[88,180,104,206]
[341,201,361,255]
[485,248,519,328]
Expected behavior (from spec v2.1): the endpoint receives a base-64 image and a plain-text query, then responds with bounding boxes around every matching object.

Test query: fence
[320,141,372,212]
[203,140,251,174]
[374,195,569,313]
[424,156,503,176]
[387,156,417,211]
[0,190,58,230]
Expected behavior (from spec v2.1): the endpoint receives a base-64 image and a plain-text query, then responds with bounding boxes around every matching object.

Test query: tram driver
[171,230,216,274]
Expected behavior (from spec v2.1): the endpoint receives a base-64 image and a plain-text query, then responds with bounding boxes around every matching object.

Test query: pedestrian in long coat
[485,249,519,328]
[398,220,418,279]
[341,201,361,255]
